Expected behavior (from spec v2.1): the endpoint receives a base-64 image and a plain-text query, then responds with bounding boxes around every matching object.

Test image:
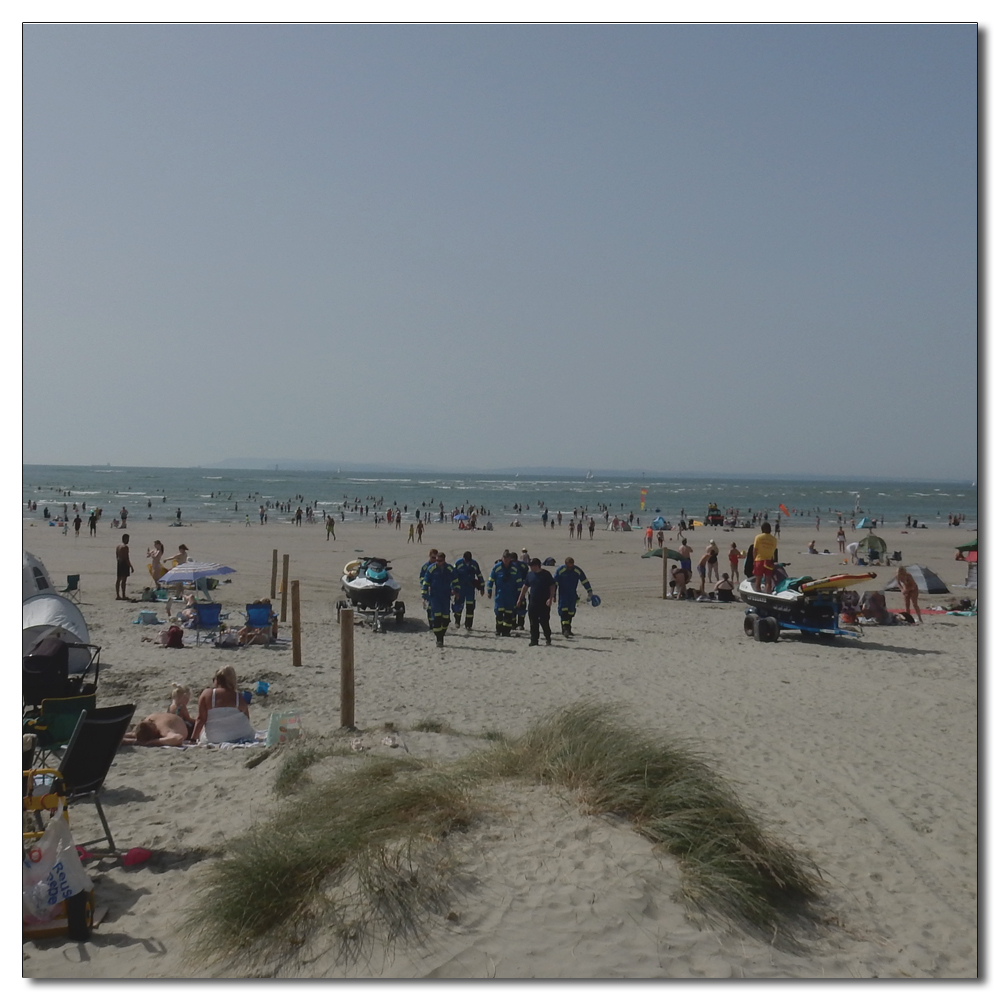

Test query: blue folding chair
[240,603,274,645]
[193,603,223,645]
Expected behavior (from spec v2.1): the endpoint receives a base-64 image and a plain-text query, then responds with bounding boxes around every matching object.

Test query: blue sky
[21,22,977,478]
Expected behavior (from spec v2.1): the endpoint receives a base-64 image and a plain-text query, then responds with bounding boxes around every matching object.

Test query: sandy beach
[21,514,978,979]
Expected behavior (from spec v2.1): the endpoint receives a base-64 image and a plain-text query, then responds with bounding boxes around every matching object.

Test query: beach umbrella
[159,561,236,583]
[453,514,469,521]
[955,539,978,552]
[642,548,683,561]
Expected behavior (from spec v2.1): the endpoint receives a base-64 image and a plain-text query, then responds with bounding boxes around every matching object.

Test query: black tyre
[743,615,756,637]
[754,617,779,642]
[66,890,93,942]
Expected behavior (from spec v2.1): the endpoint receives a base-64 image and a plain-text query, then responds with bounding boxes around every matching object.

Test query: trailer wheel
[754,617,779,642]
[66,890,93,942]
[395,601,405,622]
[743,615,757,637]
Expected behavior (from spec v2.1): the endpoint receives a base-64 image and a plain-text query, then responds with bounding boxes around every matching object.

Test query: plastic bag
[23,814,93,923]
[266,710,301,747]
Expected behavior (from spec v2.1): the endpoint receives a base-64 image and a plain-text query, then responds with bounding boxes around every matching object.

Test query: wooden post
[340,607,355,729]
[662,549,668,599]
[291,580,301,666]
[270,549,278,600]
[280,554,289,621]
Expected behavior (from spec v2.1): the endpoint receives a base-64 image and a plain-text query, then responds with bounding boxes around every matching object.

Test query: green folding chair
[23,694,97,766]
[59,574,82,604]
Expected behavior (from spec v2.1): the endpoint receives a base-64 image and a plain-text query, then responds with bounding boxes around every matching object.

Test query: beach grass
[184,754,480,968]
[188,703,824,968]
[462,703,823,941]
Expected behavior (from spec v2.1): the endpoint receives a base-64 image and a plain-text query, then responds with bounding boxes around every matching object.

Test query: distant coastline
[22,462,976,485]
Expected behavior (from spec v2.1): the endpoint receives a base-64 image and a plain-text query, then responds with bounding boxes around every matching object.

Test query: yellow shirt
[752,532,778,562]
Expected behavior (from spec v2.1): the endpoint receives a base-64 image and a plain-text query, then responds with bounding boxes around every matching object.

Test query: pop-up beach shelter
[22,551,54,600]
[22,593,94,672]
[856,517,873,529]
[883,565,950,594]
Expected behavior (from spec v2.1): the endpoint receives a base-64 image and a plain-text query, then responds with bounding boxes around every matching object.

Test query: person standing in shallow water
[115,534,134,600]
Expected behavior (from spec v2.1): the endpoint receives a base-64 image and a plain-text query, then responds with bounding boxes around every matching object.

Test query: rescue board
[799,572,876,592]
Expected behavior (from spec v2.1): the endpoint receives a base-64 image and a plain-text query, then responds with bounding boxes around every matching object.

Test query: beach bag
[158,625,185,649]
[22,813,93,923]
[266,710,301,747]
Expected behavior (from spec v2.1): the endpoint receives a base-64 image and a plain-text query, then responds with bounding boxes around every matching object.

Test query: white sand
[21,516,978,978]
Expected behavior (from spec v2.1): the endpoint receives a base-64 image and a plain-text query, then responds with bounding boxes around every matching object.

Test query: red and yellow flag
[640,488,648,511]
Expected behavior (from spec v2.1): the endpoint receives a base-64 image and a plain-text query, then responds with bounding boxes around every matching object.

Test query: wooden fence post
[270,549,278,600]
[280,554,289,621]
[291,580,301,666]
[662,549,668,599]
[340,607,355,729]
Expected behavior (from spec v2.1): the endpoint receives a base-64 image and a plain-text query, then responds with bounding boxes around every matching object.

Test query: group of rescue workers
[420,547,596,648]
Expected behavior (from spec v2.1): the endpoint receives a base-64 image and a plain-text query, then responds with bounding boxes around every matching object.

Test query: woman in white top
[191,665,256,744]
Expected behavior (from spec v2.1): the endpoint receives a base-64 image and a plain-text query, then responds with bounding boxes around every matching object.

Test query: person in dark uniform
[421,552,459,648]
[518,558,556,646]
[452,550,485,630]
[487,551,521,637]
[553,556,594,636]
[419,549,438,629]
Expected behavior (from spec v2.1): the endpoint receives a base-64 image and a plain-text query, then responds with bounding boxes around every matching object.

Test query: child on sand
[168,683,195,738]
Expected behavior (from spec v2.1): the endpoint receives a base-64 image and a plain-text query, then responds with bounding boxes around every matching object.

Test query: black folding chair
[55,704,136,851]
[23,636,101,713]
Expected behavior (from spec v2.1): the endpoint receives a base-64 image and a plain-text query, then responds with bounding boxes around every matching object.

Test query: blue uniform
[452,557,485,629]
[488,560,522,636]
[422,561,460,643]
[554,563,593,635]
[419,557,437,627]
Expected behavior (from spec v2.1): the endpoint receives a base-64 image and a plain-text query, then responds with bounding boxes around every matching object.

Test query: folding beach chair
[23,637,101,713]
[23,693,98,766]
[59,574,82,604]
[239,602,275,645]
[55,704,136,851]
[193,603,224,645]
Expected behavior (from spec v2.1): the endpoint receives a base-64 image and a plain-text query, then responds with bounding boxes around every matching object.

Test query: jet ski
[739,571,876,642]
[337,556,404,631]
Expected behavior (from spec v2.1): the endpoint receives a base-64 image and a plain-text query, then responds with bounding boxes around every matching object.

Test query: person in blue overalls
[553,556,594,636]
[487,551,521,637]
[419,549,438,629]
[452,550,485,630]
[422,552,459,648]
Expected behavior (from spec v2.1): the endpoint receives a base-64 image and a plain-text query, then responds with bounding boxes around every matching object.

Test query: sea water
[22,465,977,530]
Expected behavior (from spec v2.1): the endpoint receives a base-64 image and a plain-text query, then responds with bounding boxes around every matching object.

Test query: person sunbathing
[123,713,190,746]
[190,665,256,744]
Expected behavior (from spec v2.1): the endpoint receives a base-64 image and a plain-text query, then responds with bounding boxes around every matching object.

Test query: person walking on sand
[837,526,846,554]
[896,566,923,623]
[416,519,424,543]
[588,517,595,539]
[115,534,134,600]
[422,551,460,648]
[73,514,82,537]
[488,551,521,637]
[452,550,485,630]
[554,556,595,637]
[88,510,98,536]
[519,558,556,646]
[326,514,337,541]
[645,525,654,551]
[407,522,415,543]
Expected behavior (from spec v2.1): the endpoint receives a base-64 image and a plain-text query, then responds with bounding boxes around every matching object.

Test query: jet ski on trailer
[337,556,405,632]
[739,572,876,642]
